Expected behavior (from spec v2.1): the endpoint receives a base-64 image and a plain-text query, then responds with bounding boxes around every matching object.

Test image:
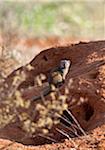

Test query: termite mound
[0,40,105,147]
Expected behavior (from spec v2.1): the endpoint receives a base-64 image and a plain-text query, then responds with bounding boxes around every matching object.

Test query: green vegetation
[0,1,104,39]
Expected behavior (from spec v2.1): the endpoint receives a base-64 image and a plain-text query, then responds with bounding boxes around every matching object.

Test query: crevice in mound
[1,81,105,147]
[43,55,48,61]
[89,72,98,79]
[88,70,99,79]
[83,102,94,121]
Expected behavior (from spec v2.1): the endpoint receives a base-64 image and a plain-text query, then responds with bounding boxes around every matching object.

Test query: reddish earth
[0,40,105,149]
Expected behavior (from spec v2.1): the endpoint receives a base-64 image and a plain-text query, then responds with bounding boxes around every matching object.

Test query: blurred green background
[0,0,104,41]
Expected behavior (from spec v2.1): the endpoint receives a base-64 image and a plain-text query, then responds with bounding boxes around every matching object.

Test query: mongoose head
[60,59,71,70]
[60,59,71,80]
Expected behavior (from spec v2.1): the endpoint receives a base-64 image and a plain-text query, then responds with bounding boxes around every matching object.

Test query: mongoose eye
[61,63,65,69]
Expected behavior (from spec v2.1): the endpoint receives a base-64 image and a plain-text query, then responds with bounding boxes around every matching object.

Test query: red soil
[0,40,105,149]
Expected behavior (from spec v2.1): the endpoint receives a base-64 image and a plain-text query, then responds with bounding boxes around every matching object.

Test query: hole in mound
[88,71,99,79]
[0,95,101,146]
[30,109,87,146]
[43,55,48,61]
[83,102,94,121]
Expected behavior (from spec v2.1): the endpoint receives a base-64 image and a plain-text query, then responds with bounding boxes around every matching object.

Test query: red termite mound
[0,40,105,149]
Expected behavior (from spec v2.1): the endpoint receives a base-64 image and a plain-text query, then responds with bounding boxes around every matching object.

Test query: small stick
[66,109,86,136]
[60,122,80,137]
[56,128,78,149]
[57,113,79,134]
[34,134,58,143]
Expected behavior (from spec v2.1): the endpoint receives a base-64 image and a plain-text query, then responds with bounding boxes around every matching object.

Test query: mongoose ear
[67,59,71,65]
